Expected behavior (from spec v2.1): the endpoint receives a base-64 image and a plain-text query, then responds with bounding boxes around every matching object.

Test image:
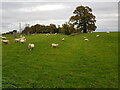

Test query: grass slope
[2,32,118,88]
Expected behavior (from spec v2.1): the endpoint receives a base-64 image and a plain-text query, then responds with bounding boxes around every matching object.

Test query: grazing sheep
[2,37,6,39]
[96,35,100,38]
[45,34,49,37]
[2,40,9,44]
[51,43,59,48]
[14,38,20,42]
[84,38,89,41]
[20,37,26,41]
[20,39,26,44]
[106,32,110,34]
[28,44,35,50]
[62,38,65,41]
[54,33,57,35]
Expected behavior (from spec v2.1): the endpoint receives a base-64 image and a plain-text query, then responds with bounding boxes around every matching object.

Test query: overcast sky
[1,1,119,33]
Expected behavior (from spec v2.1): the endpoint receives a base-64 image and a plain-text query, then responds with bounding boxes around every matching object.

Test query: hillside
[2,32,118,88]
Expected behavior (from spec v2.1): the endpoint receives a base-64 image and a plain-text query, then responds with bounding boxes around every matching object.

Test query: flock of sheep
[83,31,110,41]
[1,31,110,50]
[0,34,64,50]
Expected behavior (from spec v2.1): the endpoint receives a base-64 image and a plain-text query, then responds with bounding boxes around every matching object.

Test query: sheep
[51,43,59,48]
[96,35,100,38]
[28,44,35,50]
[62,38,65,41]
[45,34,49,37]
[84,38,89,41]
[14,38,20,42]
[54,33,57,35]
[2,40,9,44]
[20,38,26,44]
[2,37,6,39]
[106,32,110,34]
[20,37,26,41]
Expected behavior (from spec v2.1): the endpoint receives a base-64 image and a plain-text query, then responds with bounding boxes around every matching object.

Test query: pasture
[2,32,118,88]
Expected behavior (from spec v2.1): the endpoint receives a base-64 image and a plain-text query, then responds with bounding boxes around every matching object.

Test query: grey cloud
[1,2,118,33]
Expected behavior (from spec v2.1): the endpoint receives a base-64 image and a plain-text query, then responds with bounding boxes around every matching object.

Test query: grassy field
[2,32,118,88]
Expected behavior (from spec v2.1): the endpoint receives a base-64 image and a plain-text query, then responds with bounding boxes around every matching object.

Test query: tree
[69,6,97,33]
[60,22,75,35]
[50,24,57,33]
[22,24,58,34]
[34,24,41,33]
[22,26,31,35]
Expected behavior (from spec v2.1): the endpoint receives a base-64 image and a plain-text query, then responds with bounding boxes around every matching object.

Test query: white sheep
[54,33,57,35]
[51,43,59,48]
[14,38,20,42]
[28,44,35,50]
[2,37,6,39]
[84,38,89,41]
[45,34,49,37]
[20,38,26,44]
[2,40,9,44]
[96,35,100,38]
[62,38,65,41]
[106,32,110,34]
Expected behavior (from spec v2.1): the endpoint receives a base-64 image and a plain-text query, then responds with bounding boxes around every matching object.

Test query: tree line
[22,24,59,34]
[3,5,97,35]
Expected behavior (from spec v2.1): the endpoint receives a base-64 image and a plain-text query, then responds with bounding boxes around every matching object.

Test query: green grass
[2,32,118,88]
